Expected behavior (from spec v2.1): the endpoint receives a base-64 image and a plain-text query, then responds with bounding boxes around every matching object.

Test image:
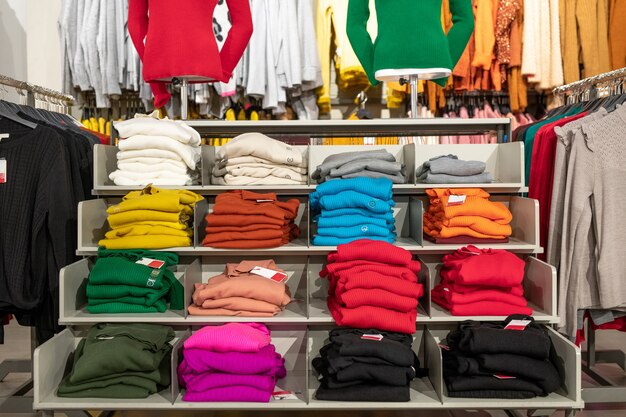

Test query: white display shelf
[77,195,540,256]
[425,326,583,410]
[93,140,525,195]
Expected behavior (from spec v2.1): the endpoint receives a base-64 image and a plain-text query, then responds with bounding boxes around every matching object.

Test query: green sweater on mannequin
[347,0,474,87]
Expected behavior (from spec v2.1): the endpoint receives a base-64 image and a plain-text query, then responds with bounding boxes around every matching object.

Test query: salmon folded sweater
[188,260,292,317]
[322,240,423,334]
[432,246,531,316]
[423,188,513,240]
[202,191,300,249]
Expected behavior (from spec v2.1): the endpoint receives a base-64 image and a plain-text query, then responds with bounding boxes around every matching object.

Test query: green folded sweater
[57,323,174,398]
[86,249,184,313]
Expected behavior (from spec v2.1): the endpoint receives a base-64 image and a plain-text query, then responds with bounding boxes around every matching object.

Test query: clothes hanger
[0,84,37,129]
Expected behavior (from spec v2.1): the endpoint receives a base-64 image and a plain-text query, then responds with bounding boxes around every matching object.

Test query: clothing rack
[0,74,86,417]
[552,67,626,104]
[0,73,75,112]
[551,67,626,405]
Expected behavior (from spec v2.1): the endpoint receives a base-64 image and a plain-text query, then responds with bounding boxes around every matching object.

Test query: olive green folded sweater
[57,323,174,398]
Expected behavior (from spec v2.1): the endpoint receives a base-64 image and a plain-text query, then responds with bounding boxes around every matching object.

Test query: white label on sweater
[256,199,274,203]
[361,334,384,341]
[250,266,288,283]
[504,319,532,331]
[273,391,298,400]
[0,159,6,184]
[136,257,165,269]
[448,195,467,205]
[494,374,517,379]
[0,134,9,141]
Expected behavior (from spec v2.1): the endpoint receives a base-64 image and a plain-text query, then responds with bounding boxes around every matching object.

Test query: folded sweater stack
[442,316,561,399]
[312,149,406,184]
[416,155,492,184]
[202,190,301,249]
[87,248,184,314]
[311,177,396,246]
[432,246,532,316]
[321,240,423,334]
[111,112,202,186]
[99,186,203,249]
[58,323,174,398]
[212,133,307,185]
[313,328,421,402]
[188,259,292,317]
[178,323,286,402]
[423,188,513,243]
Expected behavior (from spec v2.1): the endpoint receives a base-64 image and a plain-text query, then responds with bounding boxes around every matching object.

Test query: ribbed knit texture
[128,0,253,107]
[179,324,286,402]
[203,191,300,249]
[346,0,474,87]
[100,187,202,249]
[424,188,513,240]
[311,178,396,246]
[87,249,183,314]
[0,121,77,325]
[323,240,422,334]
[432,246,530,317]
[183,323,271,352]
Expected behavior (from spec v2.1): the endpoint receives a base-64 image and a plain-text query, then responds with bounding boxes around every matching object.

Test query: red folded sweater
[432,284,528,306]
[432,294,532,316]
[322,260,420,281]
[328,297,417,334]
[334,288,421,312]
[436,277,525,296]
[441,246,525,287]
[327,239,414,266]
[329,271,424,299]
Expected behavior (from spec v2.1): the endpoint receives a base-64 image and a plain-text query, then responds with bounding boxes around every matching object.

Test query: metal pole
[181,78,188,120]
[409,74,419,119]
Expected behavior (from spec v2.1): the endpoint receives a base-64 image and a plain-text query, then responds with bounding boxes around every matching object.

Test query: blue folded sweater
[312,234,396,246]
[313,191,395,214]
[317,224,395,239]
[317,214,395,230]
[310,177,393,204]
[316,207,395,222]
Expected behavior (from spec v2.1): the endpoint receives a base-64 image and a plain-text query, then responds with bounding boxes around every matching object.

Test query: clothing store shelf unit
[76,194,541,255]
[94,141,524,194]
[34,117,583,416]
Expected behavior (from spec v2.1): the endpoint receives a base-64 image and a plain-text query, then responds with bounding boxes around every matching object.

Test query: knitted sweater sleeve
[127,0,171,108]
[219,0,254,81]
[448,0,476,69]
[346,0,378,86]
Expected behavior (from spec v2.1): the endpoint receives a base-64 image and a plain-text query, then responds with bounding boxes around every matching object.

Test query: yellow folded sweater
[104,225,193,239]
[99,235,192,249]
[107,210,187,229]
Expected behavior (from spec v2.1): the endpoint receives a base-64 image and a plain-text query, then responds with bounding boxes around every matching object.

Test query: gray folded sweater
[416,154,487,181]
[312,149,397,181]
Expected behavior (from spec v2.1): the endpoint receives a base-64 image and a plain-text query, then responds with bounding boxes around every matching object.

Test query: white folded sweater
[116,148,184,162]
[117,156,189,171]
[212,165,308,182]
[118,135,201,169]
[218,155,308,168]
[117,161,189,175]
[216,132,304,166]
[114,112,201,146]
[211,174,306,185]
[110,169,194,186]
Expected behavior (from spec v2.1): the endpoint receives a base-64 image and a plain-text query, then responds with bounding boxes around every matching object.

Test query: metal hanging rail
[0,73,75,104]
[553,67,626,102]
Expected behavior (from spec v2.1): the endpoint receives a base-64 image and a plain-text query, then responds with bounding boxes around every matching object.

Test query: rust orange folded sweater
[212,190,300,220]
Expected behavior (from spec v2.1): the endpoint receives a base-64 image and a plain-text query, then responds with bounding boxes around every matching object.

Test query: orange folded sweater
[423,188,512,239]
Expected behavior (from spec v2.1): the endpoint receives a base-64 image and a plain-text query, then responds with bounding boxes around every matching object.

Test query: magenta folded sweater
[179,345,285,375]
[183,386,274,402]
[183,323,271,352]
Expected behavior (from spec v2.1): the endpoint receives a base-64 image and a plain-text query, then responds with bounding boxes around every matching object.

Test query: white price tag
[136,257,165,269]
[0,159,6,184]
[448,195,467,205]
[504,319,532,331]
[250,266,288,283]
[0,134,9,141]
[361,334,384,341]
[273,391,299,400]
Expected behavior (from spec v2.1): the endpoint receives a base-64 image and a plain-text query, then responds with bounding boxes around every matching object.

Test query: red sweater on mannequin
[128,0,253,108]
